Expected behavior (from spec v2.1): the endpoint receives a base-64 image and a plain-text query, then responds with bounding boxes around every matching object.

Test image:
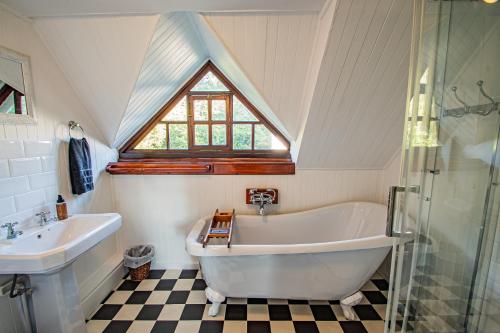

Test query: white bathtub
[186,201,392,303]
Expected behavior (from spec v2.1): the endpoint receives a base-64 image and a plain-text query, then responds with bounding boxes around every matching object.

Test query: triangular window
[191,71,229,92]
[121,61,289,159]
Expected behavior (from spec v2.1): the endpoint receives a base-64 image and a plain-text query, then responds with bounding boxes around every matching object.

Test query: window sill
[106,158,295,175]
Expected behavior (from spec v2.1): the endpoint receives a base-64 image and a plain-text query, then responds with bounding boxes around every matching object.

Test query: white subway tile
[0,160,9,178]
[0,208,34,227]
[0,140,24,159]
[0,177,30,198]
[14,190,46,211]
[33,205,55,219]
[23,140,53,157]
[41,156,56,172]
[9,157,42,176]
[44,186,58,204]
[29,172,57,190]
[0,197,16,218]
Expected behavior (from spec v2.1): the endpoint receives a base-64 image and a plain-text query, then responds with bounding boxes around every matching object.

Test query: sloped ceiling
[191,13,293,142]
[297,0,412,169]
[203,12,318,139]
[116,12,295,147]
[114,13,208,147]
[26,0,415,169]
[34,15,159,146]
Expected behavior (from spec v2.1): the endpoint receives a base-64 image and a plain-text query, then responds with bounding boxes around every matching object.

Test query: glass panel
[194,100,208,121]
[163,96,187,121]
[168,123,188,149]
[232,124,252,150]
[233,96,258,122]
[212,100,226,121]
[254,124,286,150]
[212,124,226,146]
[191,71,229,91]
[194,124,209,146]
[387,2,500,333]
[135,124,166,149]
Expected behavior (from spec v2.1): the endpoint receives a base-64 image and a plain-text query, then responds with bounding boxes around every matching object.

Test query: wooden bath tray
[202,209,235,248]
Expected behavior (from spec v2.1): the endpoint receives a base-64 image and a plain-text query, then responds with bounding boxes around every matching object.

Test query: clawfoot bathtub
[186,202,392,319]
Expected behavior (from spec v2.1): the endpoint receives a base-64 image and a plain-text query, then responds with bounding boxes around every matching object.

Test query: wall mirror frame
[0,45,36,124]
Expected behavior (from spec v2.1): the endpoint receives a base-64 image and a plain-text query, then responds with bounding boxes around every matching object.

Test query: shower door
[386,0,500,332]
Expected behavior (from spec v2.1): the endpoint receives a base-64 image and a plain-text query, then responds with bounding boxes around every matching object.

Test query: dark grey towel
[69,138,94,195]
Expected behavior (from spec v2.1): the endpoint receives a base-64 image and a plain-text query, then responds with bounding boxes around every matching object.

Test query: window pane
[135,124,166,149]
[169,124,188,149]
[212,125,226,146]
[233,124,252,150]
[0,92,15,114]
[194,124,209,146]
[191,71,229,91]
[254,124,286,150]
[212,100,226,121]
[163,96,187,121]
[194,100,208,121]
[233,96,258,122]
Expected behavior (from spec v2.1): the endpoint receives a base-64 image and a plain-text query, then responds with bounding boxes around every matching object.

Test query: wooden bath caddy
[202,209,235,248]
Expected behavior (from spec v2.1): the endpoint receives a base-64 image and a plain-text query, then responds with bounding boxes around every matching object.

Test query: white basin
[0,213,122,274]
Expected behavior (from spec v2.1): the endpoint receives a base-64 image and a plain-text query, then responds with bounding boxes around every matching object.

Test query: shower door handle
[386,185,420,237]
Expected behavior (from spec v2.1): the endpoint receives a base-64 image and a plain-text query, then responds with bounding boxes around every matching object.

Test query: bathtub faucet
[249,189,276,215]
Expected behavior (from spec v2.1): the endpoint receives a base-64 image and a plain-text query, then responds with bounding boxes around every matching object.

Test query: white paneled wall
[378,150,403,204]
[0,7,121,331]
[203,12,318,139]
[112,168,396,269]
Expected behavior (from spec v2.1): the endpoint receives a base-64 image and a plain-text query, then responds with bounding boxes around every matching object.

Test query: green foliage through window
[131,62,288,154]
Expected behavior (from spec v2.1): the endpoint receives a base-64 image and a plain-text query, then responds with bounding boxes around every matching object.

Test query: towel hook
[68,121,85,139]
[477,80,498,116]
[451,86,469,115]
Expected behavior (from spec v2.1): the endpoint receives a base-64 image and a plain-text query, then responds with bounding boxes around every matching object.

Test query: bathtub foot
[205,287,226,317]
[340,291,363,320]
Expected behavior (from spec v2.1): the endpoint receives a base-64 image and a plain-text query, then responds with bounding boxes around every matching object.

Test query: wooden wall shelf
[106,158,295,175]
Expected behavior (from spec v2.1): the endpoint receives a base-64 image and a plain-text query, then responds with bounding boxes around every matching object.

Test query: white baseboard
[80,253,125,319]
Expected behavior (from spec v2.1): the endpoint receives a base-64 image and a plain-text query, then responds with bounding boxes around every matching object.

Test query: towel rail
[68,120,85,139]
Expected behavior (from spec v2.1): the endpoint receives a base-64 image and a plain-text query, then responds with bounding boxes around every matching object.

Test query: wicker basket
[129,261,151,281]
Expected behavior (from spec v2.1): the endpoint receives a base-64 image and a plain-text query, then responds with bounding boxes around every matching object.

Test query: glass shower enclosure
[386,0,500,332]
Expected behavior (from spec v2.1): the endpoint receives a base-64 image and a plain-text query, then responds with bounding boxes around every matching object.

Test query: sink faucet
[36,211,54,226]
[1,222,23,239]
[249,189,276,215]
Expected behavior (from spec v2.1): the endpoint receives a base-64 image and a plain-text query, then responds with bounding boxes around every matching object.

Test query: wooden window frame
[109,61,294,175]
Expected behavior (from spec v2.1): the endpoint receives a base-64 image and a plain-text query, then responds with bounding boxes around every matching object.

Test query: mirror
[0,46,35,124]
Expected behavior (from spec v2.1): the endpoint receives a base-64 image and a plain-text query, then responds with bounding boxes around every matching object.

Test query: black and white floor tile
[86,269,389,333]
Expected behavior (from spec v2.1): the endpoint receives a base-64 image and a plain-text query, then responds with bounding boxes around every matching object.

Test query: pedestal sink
[0,213,122,333]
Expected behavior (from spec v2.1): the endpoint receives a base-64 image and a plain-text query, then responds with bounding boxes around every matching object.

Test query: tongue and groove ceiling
[3,0,413,169]
[298,0,412,169]
[34,15,159,146]
[203,13,318,139]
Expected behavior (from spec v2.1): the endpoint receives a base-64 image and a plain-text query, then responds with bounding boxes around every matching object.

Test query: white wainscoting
[112,168,390,269]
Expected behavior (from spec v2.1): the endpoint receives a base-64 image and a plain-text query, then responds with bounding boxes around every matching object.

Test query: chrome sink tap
[36,211,54,226]
[249,189,276,215]
[1,222,23,239]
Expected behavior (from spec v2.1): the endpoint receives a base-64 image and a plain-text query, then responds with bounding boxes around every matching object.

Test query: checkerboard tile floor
[86,269,389,333]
